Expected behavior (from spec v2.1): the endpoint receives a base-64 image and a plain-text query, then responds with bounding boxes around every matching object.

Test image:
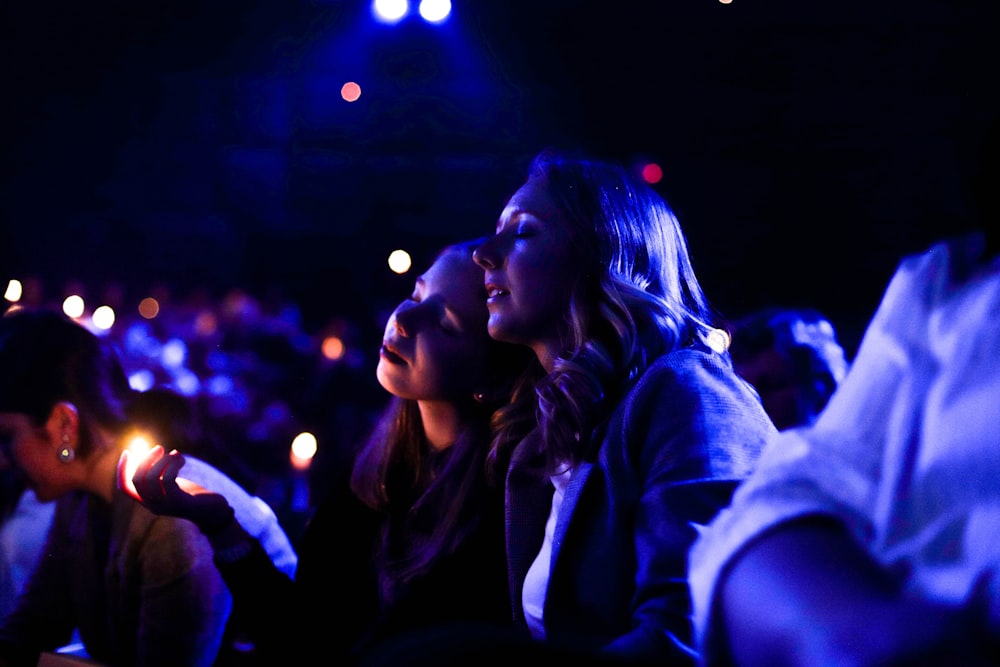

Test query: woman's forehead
[501,175,561,222]
[421,251,487,315]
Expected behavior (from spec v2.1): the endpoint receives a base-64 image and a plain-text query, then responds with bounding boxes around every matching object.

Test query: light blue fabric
[0,489,55,620]
[179,456,298,579]
[689,233,1000,665]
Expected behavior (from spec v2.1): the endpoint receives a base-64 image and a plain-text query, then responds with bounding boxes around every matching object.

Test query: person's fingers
[117,450,141,501]
[157,453,189,500]
[132,445,166,500]
[176,477,210,495]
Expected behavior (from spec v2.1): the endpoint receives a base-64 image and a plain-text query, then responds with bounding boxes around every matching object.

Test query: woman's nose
[391,310,412,338]
[473,239,497,269]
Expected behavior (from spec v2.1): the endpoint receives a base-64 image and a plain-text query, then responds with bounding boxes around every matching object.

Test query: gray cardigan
[505,344,776,664]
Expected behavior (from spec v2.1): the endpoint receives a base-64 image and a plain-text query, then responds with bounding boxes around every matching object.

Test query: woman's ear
[46,402,80,445]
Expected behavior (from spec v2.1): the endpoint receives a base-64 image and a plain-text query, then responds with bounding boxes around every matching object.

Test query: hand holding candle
[118,445,236,535]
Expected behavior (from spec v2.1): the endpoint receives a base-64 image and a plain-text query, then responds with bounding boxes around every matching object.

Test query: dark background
[3,0,998,355]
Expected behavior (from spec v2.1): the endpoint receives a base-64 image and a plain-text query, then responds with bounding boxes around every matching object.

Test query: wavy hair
[489,150,722,475]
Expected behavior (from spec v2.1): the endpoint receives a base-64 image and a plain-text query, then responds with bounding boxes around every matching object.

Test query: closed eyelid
[497,210,536,234]
[409,276,429,300]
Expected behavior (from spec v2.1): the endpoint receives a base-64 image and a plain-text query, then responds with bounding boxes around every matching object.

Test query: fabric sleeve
[687,240,962,664]
[603,350,777,663]
[134,518,233,667]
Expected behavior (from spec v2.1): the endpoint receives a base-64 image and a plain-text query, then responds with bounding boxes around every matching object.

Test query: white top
[522,465,574,639]
[689,234,1000,663]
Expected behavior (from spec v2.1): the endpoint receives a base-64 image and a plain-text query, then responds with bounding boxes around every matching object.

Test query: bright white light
[126,434,154,456]
[290,432,318,471]
[388,249,412,274]
[373,0,408,23]
[419,0,451,23]
[4,280,22,302]
[705,328,731,354]
[63,295,85,319]
[291,432,317,460]
[92,305,116,330]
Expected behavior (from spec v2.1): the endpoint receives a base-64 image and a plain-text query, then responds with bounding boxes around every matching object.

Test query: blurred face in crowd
[473,174,580,367]
[0,406,76,502]
[733,348,813,431]
[377,247,493,402]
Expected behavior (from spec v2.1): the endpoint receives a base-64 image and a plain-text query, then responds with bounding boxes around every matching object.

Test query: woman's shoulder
[622,344,771,424]
[634,343,736,393]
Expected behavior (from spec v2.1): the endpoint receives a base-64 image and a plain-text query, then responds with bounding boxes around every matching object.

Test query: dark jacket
[505,344,776,664]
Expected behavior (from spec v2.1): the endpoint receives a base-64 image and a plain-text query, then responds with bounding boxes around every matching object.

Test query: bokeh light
[373,0,408,23]
[4,279,22,302]
[138,297,160,319]
[161,338,188,368]
[341,82,362,102]
[92,305,116,330]
[63,295,85,319]
[706,328,731,353]
[641,162,663,184]
[290,432,318,471]
[128,369,156,392]
[418,0,451,23]
[388,249,412,274]
[321,335,345,361]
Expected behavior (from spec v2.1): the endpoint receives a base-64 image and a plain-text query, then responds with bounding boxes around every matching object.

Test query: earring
[473,391,487,403]
[58,434,75,464]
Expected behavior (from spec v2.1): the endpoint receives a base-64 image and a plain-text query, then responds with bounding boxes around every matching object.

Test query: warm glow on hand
[117,442,206,502]
[117,438,154,501]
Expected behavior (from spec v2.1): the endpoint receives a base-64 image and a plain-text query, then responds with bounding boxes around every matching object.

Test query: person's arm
[718,517,992,667]
[119,447,301,661]
[601,351,777,664]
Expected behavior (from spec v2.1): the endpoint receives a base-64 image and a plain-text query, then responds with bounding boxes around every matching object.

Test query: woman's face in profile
[0,411,70,502]
[474,174,581,356]
[377,248,493,403]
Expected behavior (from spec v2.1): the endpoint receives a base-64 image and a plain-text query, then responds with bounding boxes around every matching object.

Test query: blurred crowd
[4,280,393,543]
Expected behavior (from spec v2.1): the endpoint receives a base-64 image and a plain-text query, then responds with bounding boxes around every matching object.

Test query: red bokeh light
[641,162,663,184]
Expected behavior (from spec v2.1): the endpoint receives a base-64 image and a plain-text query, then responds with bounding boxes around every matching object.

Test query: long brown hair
[488,150,723,476]
[348,240,536,598]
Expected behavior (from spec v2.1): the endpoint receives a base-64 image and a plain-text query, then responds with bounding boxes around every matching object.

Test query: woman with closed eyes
[124,238,539,665]
[468,149,776,665]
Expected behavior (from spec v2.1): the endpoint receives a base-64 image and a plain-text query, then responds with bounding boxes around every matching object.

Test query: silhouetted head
[0,307,132,456]
[729,307,849,430]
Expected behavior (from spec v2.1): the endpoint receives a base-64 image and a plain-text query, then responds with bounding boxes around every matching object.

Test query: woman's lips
[380,343,406,365]
[485,282,509,302]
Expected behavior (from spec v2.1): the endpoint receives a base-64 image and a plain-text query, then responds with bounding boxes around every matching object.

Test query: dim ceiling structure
[2,0,997,350]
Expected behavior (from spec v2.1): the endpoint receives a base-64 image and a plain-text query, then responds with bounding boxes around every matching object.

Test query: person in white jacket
[688,119,1000,667]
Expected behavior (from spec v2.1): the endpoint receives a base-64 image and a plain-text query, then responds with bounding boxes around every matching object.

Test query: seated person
[688,118,1000,666]
[727,307,849,430]
[0,308,295,667]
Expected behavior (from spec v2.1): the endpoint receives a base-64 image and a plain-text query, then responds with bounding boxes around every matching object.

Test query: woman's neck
[84,433,123,503]
[533,337,565,374]
[416,400,467,451]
